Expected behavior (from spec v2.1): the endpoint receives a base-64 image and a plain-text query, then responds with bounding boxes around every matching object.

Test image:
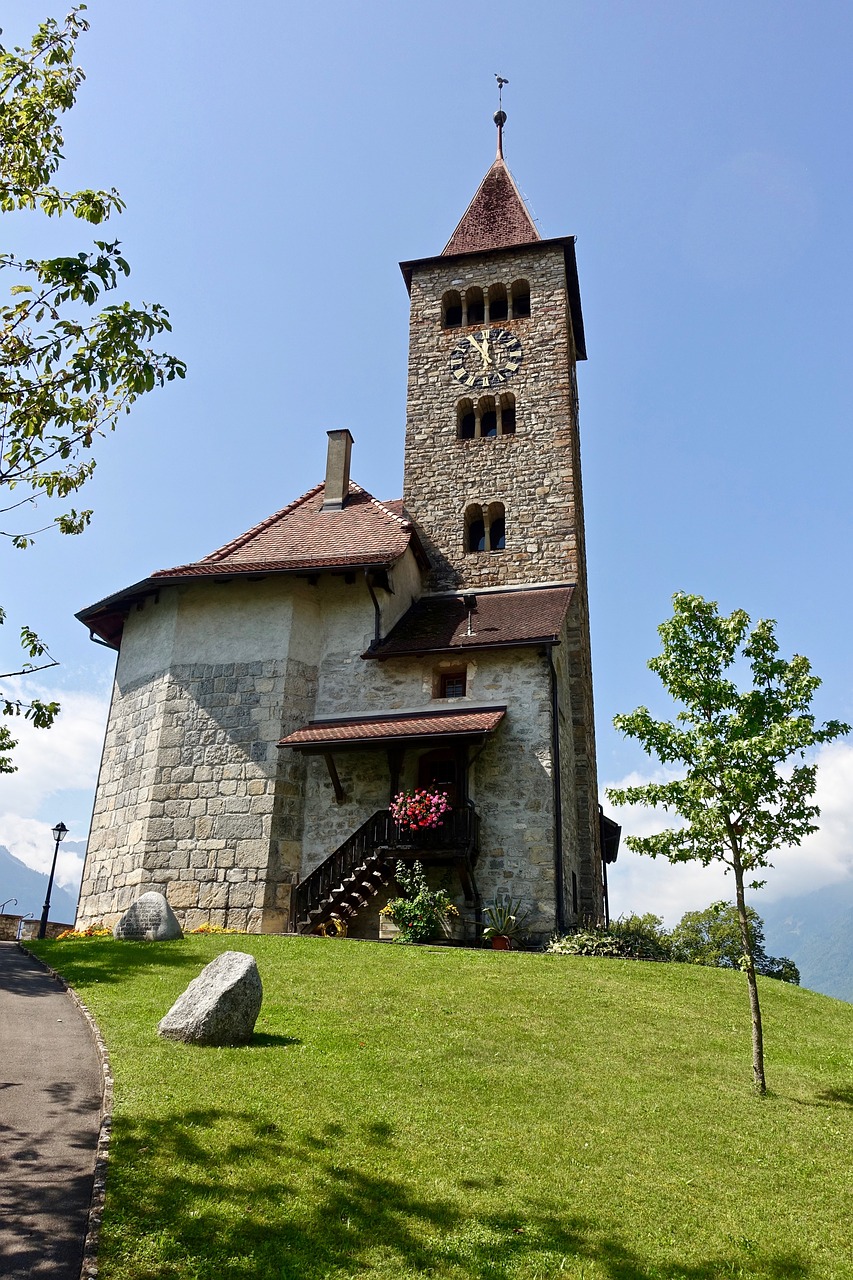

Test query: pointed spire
[442,91,540,257]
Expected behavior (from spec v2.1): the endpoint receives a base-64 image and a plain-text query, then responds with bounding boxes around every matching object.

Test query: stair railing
[293,801,481,930]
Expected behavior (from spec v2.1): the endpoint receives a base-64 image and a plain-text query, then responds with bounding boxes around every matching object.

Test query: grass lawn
[29,935,853,1280]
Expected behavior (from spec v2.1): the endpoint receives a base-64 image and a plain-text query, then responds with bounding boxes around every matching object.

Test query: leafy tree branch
[0,6,186,770]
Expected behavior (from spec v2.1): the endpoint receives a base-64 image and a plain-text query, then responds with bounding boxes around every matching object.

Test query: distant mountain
[762,879,853,1004]
[0,845,79,925]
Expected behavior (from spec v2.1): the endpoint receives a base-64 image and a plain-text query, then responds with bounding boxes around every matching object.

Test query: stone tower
[399,113,603,920]
[401,112,589,598]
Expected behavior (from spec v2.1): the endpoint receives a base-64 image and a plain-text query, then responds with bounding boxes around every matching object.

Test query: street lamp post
[38,822,68,940]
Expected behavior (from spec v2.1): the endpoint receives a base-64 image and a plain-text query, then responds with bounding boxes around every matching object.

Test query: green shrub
[380,860,457,944]
[548,913,671,961]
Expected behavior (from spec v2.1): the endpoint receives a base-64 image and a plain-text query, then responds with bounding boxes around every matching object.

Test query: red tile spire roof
[442,114,540,257]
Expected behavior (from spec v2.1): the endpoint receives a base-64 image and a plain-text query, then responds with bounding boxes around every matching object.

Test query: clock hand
[474,331,493,368]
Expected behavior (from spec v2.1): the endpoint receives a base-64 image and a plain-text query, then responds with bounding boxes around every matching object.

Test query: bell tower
[400,106,589,596]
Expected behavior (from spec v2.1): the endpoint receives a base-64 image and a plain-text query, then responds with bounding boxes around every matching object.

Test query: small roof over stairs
[279,705,507,751]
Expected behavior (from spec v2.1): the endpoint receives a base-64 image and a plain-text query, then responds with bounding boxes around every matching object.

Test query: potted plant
[389,789,450,833]
[380,860,458,944]
[482,894,530,950]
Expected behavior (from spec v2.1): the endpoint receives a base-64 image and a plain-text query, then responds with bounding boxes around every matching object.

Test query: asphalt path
[0,941,102,1279]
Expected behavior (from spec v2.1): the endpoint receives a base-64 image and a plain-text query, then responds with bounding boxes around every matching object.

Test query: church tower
[400,108,589,599]
[398,108,605,923]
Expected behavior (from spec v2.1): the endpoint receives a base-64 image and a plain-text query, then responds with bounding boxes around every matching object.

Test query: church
[74,108,619,943]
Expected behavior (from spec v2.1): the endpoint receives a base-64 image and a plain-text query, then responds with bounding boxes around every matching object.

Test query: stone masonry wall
[402,244,582,592]
[294,645,559,941]
[76,655,317,933]
[554,598,603,923]
[76,669,171,926]
[76,577,321,933]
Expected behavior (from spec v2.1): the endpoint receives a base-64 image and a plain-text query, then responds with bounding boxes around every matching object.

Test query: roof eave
[78,556,409,650]
[362,633,563,661]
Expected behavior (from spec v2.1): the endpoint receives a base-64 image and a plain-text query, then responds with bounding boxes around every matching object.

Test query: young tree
[607,593,848,1094]
[0,7,185,771]
[670,901,800,985]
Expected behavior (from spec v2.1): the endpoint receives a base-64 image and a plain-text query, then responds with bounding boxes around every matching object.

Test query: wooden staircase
[292,804,481,935]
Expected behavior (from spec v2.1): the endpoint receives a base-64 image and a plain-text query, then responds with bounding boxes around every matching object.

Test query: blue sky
[2,0,852,919]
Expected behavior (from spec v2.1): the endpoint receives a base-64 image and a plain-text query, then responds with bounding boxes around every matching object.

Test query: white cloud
[0,813,86,891]
[0,680,109,889]
[603,741,853,924]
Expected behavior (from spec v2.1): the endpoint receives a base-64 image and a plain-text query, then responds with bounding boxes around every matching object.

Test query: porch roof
[279,705,506,750]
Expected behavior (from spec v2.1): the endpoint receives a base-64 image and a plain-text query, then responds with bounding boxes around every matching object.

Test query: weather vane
[494,75,509,158]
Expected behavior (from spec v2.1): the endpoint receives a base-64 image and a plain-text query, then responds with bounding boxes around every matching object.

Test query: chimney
[322,429,354,511]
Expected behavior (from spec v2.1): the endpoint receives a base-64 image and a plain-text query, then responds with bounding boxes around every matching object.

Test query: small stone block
[113,891,183,941]
[157,951,262,1046]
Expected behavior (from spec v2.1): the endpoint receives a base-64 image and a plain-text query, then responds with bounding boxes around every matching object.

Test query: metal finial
[494,75,509,158]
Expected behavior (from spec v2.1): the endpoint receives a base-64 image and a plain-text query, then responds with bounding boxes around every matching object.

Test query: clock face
[449,328,523,390]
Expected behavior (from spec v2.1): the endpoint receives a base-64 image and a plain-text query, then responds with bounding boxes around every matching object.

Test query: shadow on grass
[785,1084,853,1111]
[25,939,212,986]
[817,1085,853,1107]
[246,1032,301,1048]
[103,1108,812,1280]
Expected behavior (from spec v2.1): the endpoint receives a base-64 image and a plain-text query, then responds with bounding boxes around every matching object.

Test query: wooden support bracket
[323,752,346,804]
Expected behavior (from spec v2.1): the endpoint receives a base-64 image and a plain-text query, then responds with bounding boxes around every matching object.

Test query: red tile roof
[443,159,540,257]
[365,586,574,659]
[151,482,414,579]
[279,706,506,749]
[77,483,424,648]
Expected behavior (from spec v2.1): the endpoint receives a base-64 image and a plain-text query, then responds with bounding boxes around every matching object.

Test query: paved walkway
[0,942,103,1279]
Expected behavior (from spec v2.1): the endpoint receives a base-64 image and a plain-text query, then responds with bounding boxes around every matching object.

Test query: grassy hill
[29,935,853,1280]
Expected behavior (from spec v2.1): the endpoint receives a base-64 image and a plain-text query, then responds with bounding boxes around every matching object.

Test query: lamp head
[52,821,68,843]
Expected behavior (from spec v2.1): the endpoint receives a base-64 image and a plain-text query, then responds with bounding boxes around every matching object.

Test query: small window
[488,283,508,322]
[479,395,497,437]
[442,290,463,329]
[439,671,467,698]
[487,502,506,552]
[457,399,475,439]
[466,286,485,326]
[499,392,516,435]
[469,519,486,552]
[465,503,506,553]
[511,279,531,318]
[465,504,485,553]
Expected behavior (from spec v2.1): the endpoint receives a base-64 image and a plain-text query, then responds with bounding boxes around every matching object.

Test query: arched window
[479,395,497,437]
[487,503,506,552]
[510,279,531,319]
[499,392,516,435]
[466,286,485,326]
[457,398,475,439]
[465,503,506,553]
[442,290,463,329]
[488,282,508,322]
[465,505,485,553]
[456,393,516,440]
